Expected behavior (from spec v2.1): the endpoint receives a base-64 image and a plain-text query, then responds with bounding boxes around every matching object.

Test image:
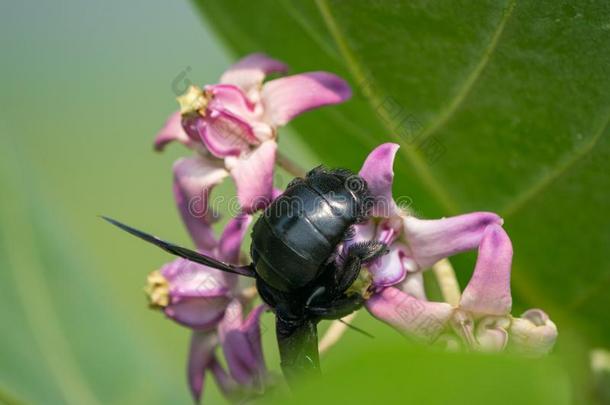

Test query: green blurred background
[0,0,269,403]
[1,0,609,404]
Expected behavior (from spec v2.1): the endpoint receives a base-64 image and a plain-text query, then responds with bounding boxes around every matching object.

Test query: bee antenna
[339,318,374,339]
[101,216,255,278]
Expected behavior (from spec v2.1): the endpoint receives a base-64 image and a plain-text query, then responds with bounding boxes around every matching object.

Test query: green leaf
[278,343,571,405]
[0,2,239,402]
[0,139,189,404]
[196,0,610,344]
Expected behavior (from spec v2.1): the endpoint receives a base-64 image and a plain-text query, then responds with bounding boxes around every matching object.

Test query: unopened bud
[475,316,510,352]
[509,309,557,355]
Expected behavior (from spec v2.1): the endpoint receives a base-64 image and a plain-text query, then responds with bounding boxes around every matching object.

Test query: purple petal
[460,224,513,316]
[227,140,277,213]
[200,110,259,158]
[375,217,403,245]
[218,301,252,384]
[261,72,351,126]
[187,331,217,403]
[220,53,288,95]
[218,213,252,264]
[208,357,237,399]
[206,84,270,139]
[218,301,267,386]
[160,258,233,329]
[206,84,274,144]
[154,111,193,151]
[402,212,503,270]
[369,243,409,288]
[181,113,207,144]
[240,304,267,375]
[367,287,453,343]
[165,297,229,330]
[161,258,232,299]
[173,157,228,252]
[358,143,400,217]
[207,84,258,114]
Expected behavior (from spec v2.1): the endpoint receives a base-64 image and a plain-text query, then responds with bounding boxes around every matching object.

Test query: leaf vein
[315,0,460,214]
[417,0,517,143]
[278,0,341,62]
[502,107,610,217]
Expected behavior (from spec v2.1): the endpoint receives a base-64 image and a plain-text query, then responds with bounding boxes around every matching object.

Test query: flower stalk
[276,150,307,178]
[432,258,461,306]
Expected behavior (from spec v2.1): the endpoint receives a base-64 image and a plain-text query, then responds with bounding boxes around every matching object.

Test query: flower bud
[146,258,233,330]
[509,309,558,355]
[475,316,510,352]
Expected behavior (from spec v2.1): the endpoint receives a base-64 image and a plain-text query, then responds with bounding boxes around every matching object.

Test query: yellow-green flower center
[144,270,170,309]
[345,267,373,299]
[177,85,209,115]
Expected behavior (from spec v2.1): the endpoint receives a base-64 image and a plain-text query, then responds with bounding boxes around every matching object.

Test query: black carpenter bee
[104,166,388,381]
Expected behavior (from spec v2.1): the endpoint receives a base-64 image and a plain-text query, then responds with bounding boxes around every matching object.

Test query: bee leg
[305,286,327,307]
[306,295,365,320]
[304,242,389,319]
[333,241,389,295]
[348,240,389,262]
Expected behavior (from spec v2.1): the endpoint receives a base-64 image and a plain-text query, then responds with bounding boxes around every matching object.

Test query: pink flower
[187,302,269,403]
[346,143,503,289]
[218,301,268,388]
[508,309,558,356]
[367,224,558,353]
[154,53,351,213]
[350,143,556,353]
[145,158,268,402]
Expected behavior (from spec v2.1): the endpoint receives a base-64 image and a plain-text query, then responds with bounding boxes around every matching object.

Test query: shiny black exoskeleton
[252,166,385,317]
[103,166,388,382]
[251,167,388,379]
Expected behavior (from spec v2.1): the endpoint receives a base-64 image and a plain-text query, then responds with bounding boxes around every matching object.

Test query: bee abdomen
[251,169,364,292]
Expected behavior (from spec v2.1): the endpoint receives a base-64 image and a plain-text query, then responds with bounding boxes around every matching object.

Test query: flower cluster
[145,204,267,401]
[356,143,557,354]
[144,54,557,403]
[155,53,351,213]
[149,53,352,402]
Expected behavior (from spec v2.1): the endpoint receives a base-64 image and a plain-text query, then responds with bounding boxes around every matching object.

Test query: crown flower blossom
[367,224,558,353]
[188,300,269,403]
[345,143,503,290]
[145,160,268,402]
[352,143,557,353]
[154,53,352,213]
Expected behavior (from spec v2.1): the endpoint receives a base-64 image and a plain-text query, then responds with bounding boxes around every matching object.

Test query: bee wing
[102,216,255,278]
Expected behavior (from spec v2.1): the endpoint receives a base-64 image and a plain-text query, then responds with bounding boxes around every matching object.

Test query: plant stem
[276,150,307,178]
[432,258,461,306]
[276,317,320,386]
